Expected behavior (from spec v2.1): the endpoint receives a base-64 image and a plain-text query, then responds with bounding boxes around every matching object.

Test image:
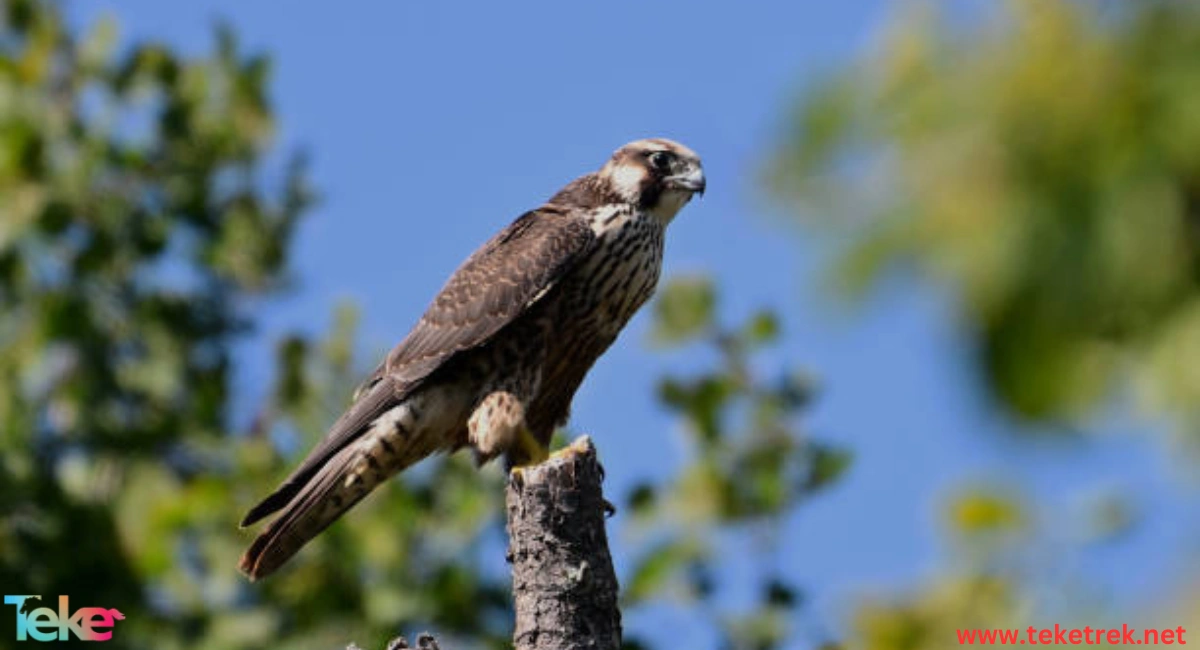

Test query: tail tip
[239,503,270,529]
[239,489,293,530]
[238,534,275,581]
[237,553,257,581]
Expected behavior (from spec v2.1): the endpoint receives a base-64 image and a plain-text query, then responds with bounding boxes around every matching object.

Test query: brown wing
[240,206,595,527]
[398,208,591,378]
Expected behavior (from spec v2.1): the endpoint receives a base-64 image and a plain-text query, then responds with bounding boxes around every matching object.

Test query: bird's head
[600,138,705,223]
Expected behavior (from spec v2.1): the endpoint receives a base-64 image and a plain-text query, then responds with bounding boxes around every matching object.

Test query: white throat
[648,189,693,224]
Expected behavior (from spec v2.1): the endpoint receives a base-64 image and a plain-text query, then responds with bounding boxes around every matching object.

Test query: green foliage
[853,575,1020,650]
[651,275,716,345]
[945,488,1025,539]
[0,0,311,645]
[0,2,509,648]
[771,2,1200,648]
[625,276,850,649]
[849,484,1169,650]
[771,0,1200,434]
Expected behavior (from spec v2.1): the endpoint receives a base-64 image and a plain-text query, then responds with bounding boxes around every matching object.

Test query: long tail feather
[240,376,404,529]
[239,487,297,529]
[239,445,374,580]
[239,398,445,579]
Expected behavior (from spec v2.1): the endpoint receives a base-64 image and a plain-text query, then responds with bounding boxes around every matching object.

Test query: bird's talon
[517,427,549,466]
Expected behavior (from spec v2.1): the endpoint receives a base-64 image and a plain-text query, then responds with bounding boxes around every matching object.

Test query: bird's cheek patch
[607,164,646,202]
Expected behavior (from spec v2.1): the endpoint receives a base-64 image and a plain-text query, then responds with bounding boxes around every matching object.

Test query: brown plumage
[238,138,705,579]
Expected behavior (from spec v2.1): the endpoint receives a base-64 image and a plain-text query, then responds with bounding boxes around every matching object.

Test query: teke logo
[4,595,124,642]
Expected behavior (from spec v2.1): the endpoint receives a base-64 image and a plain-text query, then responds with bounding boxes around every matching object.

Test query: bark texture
[506,436,622,650]
[346,633,441,650]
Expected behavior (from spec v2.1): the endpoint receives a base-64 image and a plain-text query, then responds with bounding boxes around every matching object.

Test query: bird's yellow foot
[509,427,549,472]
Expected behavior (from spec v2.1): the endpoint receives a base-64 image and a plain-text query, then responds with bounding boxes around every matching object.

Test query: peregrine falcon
[239,138,705,579]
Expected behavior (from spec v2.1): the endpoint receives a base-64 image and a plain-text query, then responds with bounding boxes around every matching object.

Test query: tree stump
[347,436,621,650]
[506,436,622,650]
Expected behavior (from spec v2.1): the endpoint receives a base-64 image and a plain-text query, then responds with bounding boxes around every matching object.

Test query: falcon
[239,138,705,579]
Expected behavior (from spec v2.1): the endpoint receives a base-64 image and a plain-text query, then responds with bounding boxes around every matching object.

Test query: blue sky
[68,2,1200,648]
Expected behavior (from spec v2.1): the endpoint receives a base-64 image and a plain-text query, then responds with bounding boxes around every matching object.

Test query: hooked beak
[667,166,706,197]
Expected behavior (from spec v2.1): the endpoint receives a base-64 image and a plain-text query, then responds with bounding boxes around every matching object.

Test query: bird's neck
[584,204,659,238]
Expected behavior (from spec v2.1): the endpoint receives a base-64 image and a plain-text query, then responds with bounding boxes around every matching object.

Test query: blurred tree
[0,0,314,645]
[769,1,1200,648]
[0,2,844,649]
[623,276,849,649]
[771,0,1200,436]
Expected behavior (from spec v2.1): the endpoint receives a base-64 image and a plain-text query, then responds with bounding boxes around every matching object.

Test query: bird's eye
[648,151,672,172]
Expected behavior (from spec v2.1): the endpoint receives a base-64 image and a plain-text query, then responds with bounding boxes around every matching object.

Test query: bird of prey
[239,138,705,579]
